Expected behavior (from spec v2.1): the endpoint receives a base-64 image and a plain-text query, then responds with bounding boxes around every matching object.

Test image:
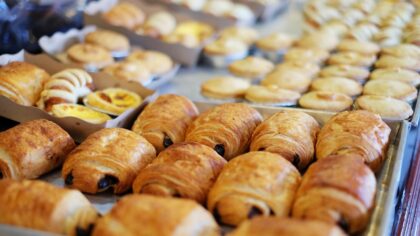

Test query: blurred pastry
[336,39,380,55]
[62,128,156,194]
[219,26,259,45]
[346,23,379,42]
[363,80,418,103]
[244,85,301,106]
[67,43,114,70]
[296,31,339,51]
[102,2,145,29]
[126,50,173,75]
[164,21,214,48]
[201,76,250,99]
[228,57,274,80]
[103,60,152,85]
[85,30,130,54]
[203,0,234,16]
[405,29,420,46]
[355,95,413,120]
[370,68,420,87]
[327,52,377,67]
[381,44,420,58]
[341,8,365,27]
[261,70,312,93]
[256,33,294,61]
[171,0,206,11]
[84,88,142,115]
[51,104,112,124]
[299,91,353,112]
[226,4,255,24]
[319,65,370,83]
[203,38,248,68]
[310,77,363,97]
[375,55,420,71]
[0,119,75,180]
[284,47,329,65]
[320,21,349,38]
[274,61,320,78]
[135,11,176,38]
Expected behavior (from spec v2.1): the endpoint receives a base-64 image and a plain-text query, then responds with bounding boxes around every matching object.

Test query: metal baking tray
[0,102,410,236]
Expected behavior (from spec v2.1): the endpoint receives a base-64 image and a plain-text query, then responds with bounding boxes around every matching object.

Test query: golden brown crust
[0,119,75,180]
[185,103,263,160]
[126,50,173,75]
[207,151,301,226]
[327,52,377,68]
[103,60,151,85]
[62,128,156,194]
[250,111,320,170]
[132,142,226,204]
[292,155,376,234]
[132,94,199,153]
[67,43,114,69]
[85,30,130,52]
[102,3,145,30]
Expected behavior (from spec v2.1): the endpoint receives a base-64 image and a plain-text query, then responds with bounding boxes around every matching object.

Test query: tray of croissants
[0,91,410,236]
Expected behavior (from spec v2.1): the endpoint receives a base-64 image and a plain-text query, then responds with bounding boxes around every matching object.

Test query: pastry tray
[0,102,411,236]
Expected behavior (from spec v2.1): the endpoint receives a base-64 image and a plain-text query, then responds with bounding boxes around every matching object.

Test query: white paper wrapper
[0,50,24,66]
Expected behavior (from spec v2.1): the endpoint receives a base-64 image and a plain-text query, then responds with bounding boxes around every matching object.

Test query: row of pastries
[0,93,391,235]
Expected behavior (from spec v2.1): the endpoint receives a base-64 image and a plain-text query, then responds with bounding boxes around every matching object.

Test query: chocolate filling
[65,173,73,185]
[258,148,265,151]
[76,223,95,236]
[213,207,222,223]
[214,144,225,157]
[172,192,182,198]
[97,175,119,190]
[0,170,3,179]
[338,217,350,232]
[292,153,300,167]
[269,208,275,215]
[163,135,173,148]
[247,206,263,219]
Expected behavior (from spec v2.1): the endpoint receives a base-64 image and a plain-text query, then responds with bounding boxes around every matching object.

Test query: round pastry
[381,44,420,58]
[67,43,114,70]
[164,32,201,48]
[226,3,255,24]
[103,60,151,85]
[51,104,112,124]
[126,50,173,75]
[299,91,353,112]
[355,95,413,120]
[164,21,214,48]
[319,65,370,83]
[346,23,379,42]
[135,11,176,38]
[84,88,142,115]
[203,38,248,68]
[219,26,259,45]
[85,30,130,54]
[336,39,380,55]
[370,68,420,87]
[256,33,294,52]
[284,47,329,65]
[375,55,420,71]
[244,85,301,106]
[201,76,250,99]
[203,0,234,16]
[274,61,320,79]
[261,70,312,93]
[228,57,274,80]
[363,80,418,103]
[296,31,339,51]
[102,2,145,29]
[320,21,349,38]
[327,52,377,68]
[174,0,206,11]
[405,29,420,46]
[310,77,363,97]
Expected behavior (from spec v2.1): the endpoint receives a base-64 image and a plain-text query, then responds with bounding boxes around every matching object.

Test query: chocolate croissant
[185,103,263,160]
[132,94,199,153]
[0,179,98,236]
[250,110,320,171]
[316,110,391,172]
[0,119,75,180]
[92,194,219,236]
[229,216,346,236]
[207,151,301,226]
[292,155,376,234]
[133,142,226,204]
[62,128,156,194]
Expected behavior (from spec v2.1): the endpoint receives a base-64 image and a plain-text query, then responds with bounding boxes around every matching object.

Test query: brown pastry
[261,70,312,93]
[327,52,377,68]
[369,68,420,87]
[375,55,420,72]
[274,61,320,79]
[132,94,199,153]
[185,103,262,160]
[292,155,376,234]
[132,142,226,204]
[296,31,339,51]
[363,80,418,103]
[102,2,145,29]
[0,61,49,106]
[135,11,176,38]
[92,194,219,236]
[67,43,114,69]
[0,179,98,236]
[310,77,363,97]
[319,65,370,83]
[85,30,130,53]
[207,151,301,226]
[0,119,75,180]
[316,110,391,172]
[250,111,320,170]
[126,50,173,75]
[62,128,156,194]
[381,44,420,58]
[229,216,346,236]
[336,39,380,55]
[201,76,251,99]
[228,57,274,80]
[244,85,301,106]
[355,95,414,120]
[284,47,329,65]
[103,60,151,85]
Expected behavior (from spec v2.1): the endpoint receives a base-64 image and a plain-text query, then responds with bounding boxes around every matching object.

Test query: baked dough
[84,88,142,116]
[284,47,329,64]
[363,80,418,103]
[319,65,370,83]
[132,94,199,153]
[316,110,391,172]
[62,128,156,194]
[336,39,380,55]
[327,52,377,68]
[85,30,130,52]
[204,38,248,56]
[201,76,250,99]
[102,2,145,29]
[296,31,339,51]
[369,68,420,87]
[244,85,301,106]
[0,179,98,236]
[355,95,413,120]
[103,60,152,85]
[228,57,274,80]
[185,103,262,160]
[0,119,75,180]
[292,155,376,234]
[299,91,353,112]
[256,33,294,52]
[67,43,114,69]
[250,110,320,170]
[135,11,177,38]
[126,50,173,75]
[92,194,219,236]
[207,151,301,226]
[310,77,363,97]
[132,142,226,204]
[381,44,420,58]
[219,26,259,45]
[261,70,312,93]
[375,55,420,72]
[51,104,112,124]
[274,61,320,79]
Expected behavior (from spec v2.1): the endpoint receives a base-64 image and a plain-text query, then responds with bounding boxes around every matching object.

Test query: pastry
[256,33,294,52]
[62,128,156,194]
[341,8,365,27]
[126,50,173,75]
[103,60,152,85]
[203,0,234,16]
[164,21,214,48]
[228,57,274,80]
[283,47,329,65]
[51,104,112,124]
[363,80,418,103]
[244,85,301,106]
[0,61,49,106]
[185,103,262,160]
[405,29,420,46]
[369,68,420,87]
[0,119,75,180]
[37,69,94,111]
[207,151,301,226]
[299,91,353,112]
[337,39,380,55]
[135,11,176,38]
[226,3,255,23]
[0,179,98,236]
[316,110,391,172]
[164,32,201,48]
[310,77,363,97]
[171,0,206,11]
[132,94,198,153]
[219,26,260,45]
[296,31,339,51]
[203,38,248,68]
[229,216,346,236]
[319,65,370,83]
[132,142,226,204]
[92,194,219,236]
[319,21,349,38]
[292,155,376,234]
[355,95,413,120]
[327,52,377,67]
[274,61,320,79]
[250,110,320,170]
[102,2,145,29]
[375,55,420,71]
[67,43,114,70]
[381,44,420,58]
[201,76,251,99]
[85,30,130,54]
[346,23,379,42]
[261,70,312,93]
[84,88,142,115]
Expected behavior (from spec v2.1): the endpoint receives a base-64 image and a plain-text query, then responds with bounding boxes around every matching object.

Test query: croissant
[0,61,49,106]
[0,179,98,236]
[229,216,346,236]
[62,128,156,194]
[132,142,226,204]
[0,119,75,180]
[292,155,376,234]
[132,94,199,153]
[185,103,263,160]
[207,151,301,226]
[250,110,320,171]
[92,194,219,236]
[316,110,391,172]
[37,69,94,112]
